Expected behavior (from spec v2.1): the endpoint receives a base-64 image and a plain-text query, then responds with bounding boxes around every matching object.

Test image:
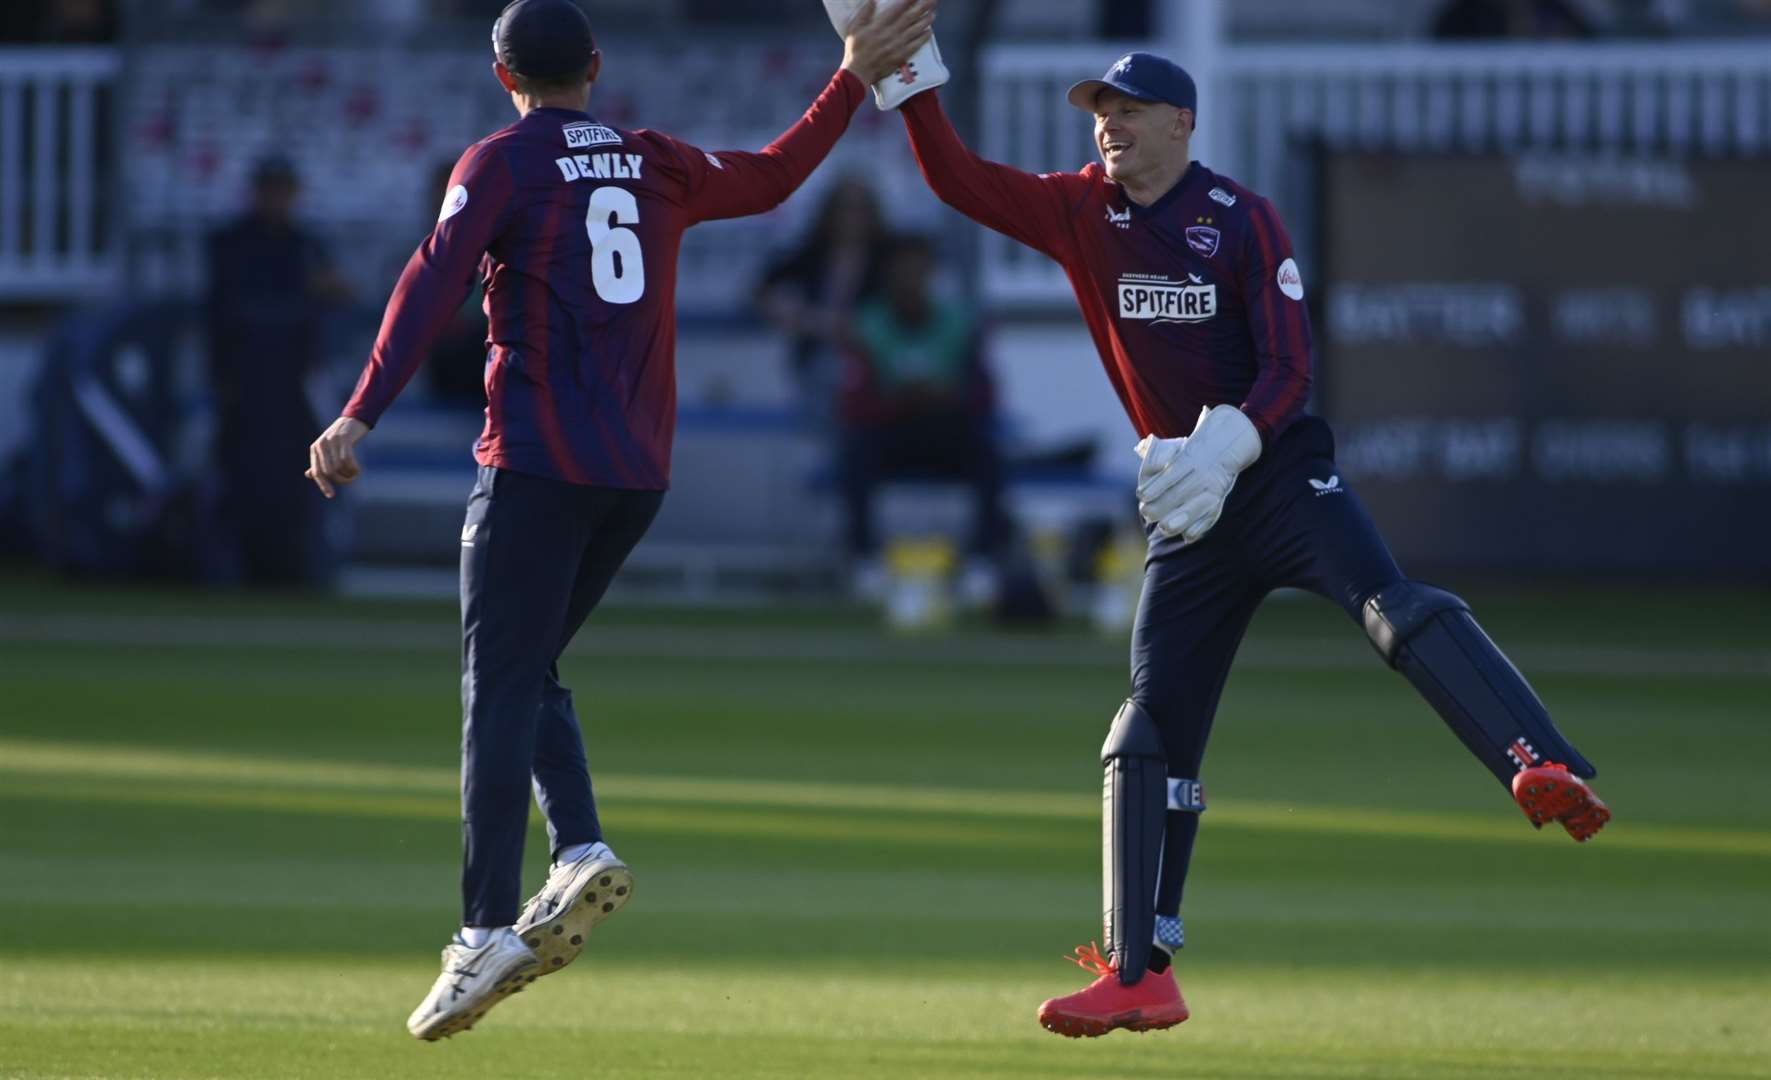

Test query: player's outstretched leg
[1038,701,1190,1038]
[1362,580,1610,841]
[406,929,540,1041]
[513,841,634,975]
[515,492,659,975]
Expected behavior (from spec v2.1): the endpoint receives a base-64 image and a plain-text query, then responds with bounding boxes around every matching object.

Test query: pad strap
[1363,581,1468,667]
[1166,778,1206,812]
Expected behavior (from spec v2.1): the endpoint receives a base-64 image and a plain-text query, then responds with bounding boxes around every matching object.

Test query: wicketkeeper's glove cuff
[822,0,951,110]
[871,36,948,110]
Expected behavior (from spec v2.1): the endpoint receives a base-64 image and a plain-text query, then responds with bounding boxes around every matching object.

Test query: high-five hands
[827,0,949,109]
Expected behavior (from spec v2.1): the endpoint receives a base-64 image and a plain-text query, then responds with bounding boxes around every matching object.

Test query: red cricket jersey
[343,69,867,488]
[902,91,1312,446]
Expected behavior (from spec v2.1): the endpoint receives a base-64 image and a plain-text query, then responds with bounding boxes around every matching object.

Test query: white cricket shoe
[405,928,539,1041]
[513,842,634,976]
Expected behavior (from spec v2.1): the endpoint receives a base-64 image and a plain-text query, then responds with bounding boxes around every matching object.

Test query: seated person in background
[839,234,1007,589]
[755,174,893,426]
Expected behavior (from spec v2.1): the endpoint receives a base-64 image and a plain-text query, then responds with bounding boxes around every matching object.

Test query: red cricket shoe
[1037,942,1190,1038]
[1513,762,1611,842]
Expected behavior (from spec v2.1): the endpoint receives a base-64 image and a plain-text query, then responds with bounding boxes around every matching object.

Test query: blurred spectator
[1432,0,1595,37]
[838,234,1006,578]
[756,175,893,425]
[205,156,350,586]
[0,0,116,43]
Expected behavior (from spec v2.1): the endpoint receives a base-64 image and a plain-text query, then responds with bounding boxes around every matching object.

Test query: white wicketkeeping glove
[822,0,950,110]
[1133,430,1186,508]
[1136,405,1263,544]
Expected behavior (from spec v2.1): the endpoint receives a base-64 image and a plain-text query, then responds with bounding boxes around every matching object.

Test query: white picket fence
[979,42,1771,304]
[0,48,120,299]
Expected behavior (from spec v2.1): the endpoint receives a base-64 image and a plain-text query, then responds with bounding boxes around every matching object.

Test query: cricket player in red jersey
[895,50,1612,1037]
[303,0,936,1040]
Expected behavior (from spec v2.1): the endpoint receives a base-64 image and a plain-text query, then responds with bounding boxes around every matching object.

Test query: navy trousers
[1131,416,1406,924]
[458,465,663,927]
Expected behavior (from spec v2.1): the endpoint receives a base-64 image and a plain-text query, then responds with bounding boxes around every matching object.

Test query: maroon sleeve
[342,141,515,427]
[671,69,866,224]
[1237,196,1313,446]
[901,90,1080,262]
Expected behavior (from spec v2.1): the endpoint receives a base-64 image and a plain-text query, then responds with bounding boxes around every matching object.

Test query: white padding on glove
[1136,405,1263,544]
[822,0,950,110]
[1134,431,1187,504]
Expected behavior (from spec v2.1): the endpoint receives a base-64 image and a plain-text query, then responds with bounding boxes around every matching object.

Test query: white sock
[459,925,500,948]
[557,841,610,865]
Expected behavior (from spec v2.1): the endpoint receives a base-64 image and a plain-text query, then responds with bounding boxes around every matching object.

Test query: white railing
[0,48,121,299]
[979,42,1771,305]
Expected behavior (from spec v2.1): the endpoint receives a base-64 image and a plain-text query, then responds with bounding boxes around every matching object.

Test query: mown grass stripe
[5,612,1768,677]
[4,737,1768,858]
[1,960,1767,1079]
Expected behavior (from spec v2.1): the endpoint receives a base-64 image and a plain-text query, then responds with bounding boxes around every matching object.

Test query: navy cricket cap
[1066,52,1197,114]
[492,0,597,83]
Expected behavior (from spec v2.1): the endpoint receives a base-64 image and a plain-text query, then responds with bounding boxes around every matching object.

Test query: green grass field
[2,578,1769,1079]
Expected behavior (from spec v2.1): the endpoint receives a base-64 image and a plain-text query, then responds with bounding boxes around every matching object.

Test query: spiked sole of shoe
[411,957,541,1042]
[1039,1007,1189,1038]
[519,863,634,977]
[1516,776,1612,842]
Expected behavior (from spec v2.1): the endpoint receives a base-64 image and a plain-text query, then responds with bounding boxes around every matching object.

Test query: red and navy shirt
[902,92,1312,447]
[344,69,867,489]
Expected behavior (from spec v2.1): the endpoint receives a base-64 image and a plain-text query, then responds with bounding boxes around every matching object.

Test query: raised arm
[1237,196,1313,446]
[681,0,934,223]
[677,69,866,224]
[900,90,1079,262]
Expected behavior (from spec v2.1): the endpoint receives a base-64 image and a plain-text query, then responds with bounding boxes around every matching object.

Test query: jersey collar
[524,105,595,123]
[1127,160,1207,218]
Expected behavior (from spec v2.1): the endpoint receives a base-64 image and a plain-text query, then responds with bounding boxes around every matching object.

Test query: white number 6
[586,186,645,304]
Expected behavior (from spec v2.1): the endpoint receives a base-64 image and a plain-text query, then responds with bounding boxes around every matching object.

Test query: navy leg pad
[1102,700,1166,986]
[1364,581,1596,783]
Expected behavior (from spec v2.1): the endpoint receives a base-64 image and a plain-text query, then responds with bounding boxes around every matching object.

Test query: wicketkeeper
[835,24,1613,1038]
